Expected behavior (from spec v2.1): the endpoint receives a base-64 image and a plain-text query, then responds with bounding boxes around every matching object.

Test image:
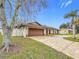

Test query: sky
[5,0,79,29]
[36,0,79,29]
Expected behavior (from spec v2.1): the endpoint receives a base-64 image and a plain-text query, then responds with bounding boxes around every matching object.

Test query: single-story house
[0,22,59,37]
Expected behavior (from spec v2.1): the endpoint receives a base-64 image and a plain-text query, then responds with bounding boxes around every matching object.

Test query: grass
[56,33,79,36]
[0,36,72,59]
[46,33,79,37]
[64,33,79,42]
[55,34,72,36]
[64,37,79,42]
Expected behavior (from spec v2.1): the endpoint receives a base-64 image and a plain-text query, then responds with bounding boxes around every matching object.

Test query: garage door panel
[28,28,44,36]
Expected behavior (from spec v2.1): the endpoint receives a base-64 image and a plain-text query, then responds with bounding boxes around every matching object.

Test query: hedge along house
[0,21,59,37]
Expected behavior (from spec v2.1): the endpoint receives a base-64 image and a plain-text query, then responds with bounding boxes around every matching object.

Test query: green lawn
[46,33,79,37]
[0,36,72,59]
[64,37,79,42]
[55,34,79,36]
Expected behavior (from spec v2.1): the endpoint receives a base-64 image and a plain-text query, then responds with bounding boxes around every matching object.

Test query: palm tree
[64,11,77,38]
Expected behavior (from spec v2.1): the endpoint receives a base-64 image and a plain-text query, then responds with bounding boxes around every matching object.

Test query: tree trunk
[1,26,11,53]
[72,24,76,38]
[0,0,11,53]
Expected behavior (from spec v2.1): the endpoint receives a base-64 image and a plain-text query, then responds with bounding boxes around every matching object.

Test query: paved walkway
[30,36,79,59]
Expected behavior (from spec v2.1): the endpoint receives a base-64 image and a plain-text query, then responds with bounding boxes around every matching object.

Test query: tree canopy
[64,11,77,18]
[59,23,69,29]
[0,0,47,30]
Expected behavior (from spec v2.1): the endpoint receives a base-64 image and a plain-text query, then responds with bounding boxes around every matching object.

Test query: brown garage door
[28,28,44,36]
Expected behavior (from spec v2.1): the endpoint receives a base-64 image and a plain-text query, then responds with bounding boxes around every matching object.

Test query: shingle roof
[14,21,59,30]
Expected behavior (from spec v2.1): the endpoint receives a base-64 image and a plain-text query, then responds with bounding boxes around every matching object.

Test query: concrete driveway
[30,36,79,59]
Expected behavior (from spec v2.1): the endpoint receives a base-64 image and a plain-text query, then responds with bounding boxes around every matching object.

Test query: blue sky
[5,0,79,29]
[36,0,79,29]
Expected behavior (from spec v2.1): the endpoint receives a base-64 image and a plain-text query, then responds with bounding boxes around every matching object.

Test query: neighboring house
[59,28,72,34]
[59,23,73,34]
[0,22,59,37]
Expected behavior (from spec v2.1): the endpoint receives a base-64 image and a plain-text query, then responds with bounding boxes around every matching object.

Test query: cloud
[58,0,63,5]
[59,0,66,8]
[59,0,73,8]
[65,0,72,7]
[60,2,65,8]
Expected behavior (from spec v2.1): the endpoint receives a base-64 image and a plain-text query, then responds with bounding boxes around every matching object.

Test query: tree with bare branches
[0,0,47,53]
